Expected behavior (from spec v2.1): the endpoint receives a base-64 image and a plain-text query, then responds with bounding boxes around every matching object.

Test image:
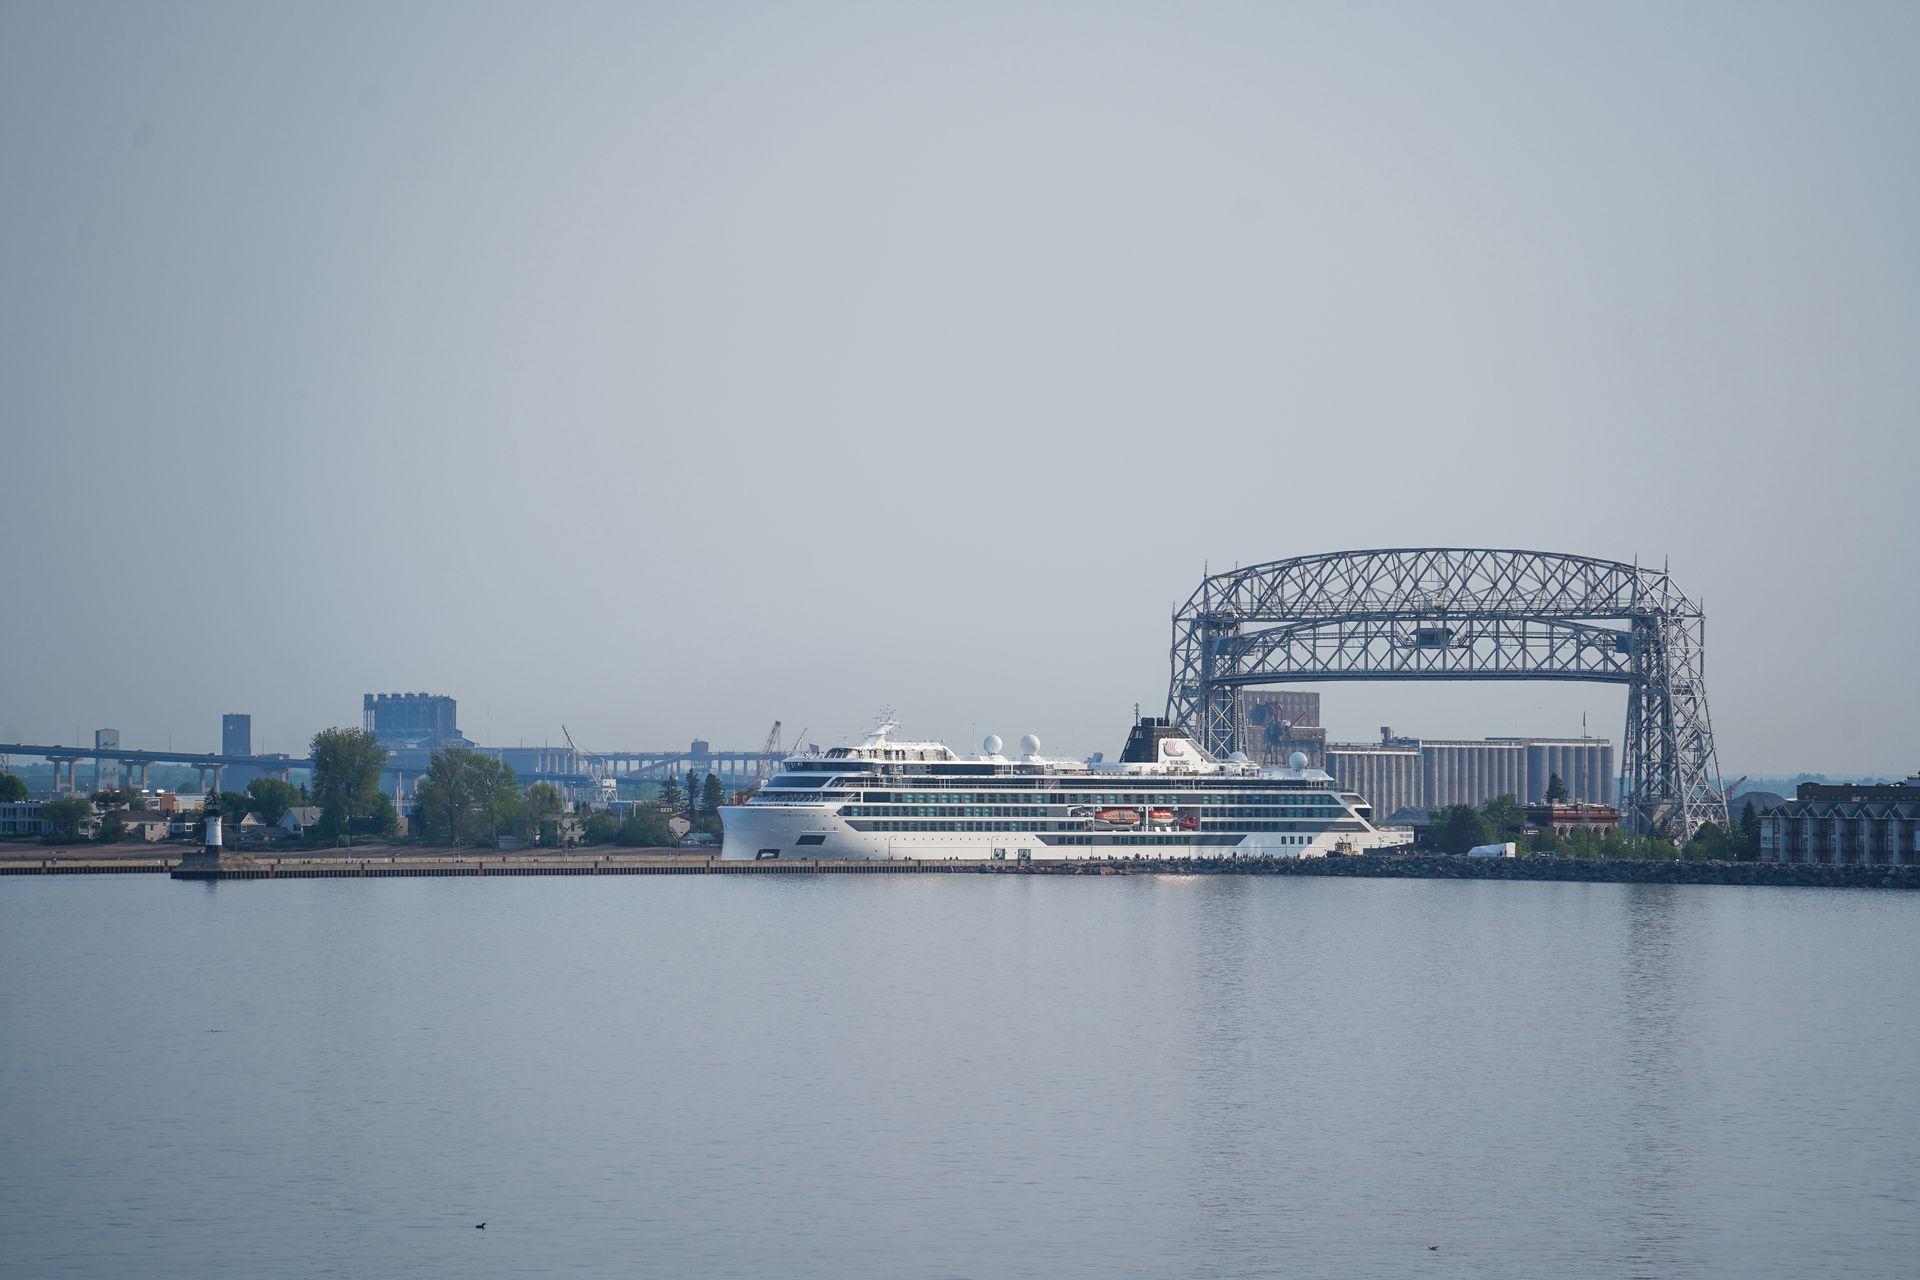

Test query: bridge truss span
[1167,548,1728,837]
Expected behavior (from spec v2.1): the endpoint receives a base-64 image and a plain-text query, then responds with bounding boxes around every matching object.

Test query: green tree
[524,782,564,837]
[581,812,619,845]
[0,773,27,803]
[1430,804,1494,855]
[617,807,673,848]
[310,727,388,846]
[660,771,683,816]
[414,754,467,844]
[413,747,520,846]
[414,749,477,845]
[96,813,127,844]
[478,766,522,844]
[1480,794,1527,843]
[42,795,96,841]
[244,777,302,825]
[701,773,725,821]
[366,792,400,838]
[1737,800,1762,862]
[1545,772,1569,802]
[1685,822,1741,862]
[219,790,253,819]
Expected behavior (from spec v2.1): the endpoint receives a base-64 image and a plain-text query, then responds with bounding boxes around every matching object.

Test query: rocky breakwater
[1070,854,1920,890]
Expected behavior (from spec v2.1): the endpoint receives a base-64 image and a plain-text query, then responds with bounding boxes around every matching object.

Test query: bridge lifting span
[1166,548,1728,837]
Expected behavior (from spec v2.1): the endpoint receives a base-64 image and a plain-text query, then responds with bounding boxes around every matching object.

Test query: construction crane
[561,725,617,809]
[1724,775,1748,813]
[755,721,783,786]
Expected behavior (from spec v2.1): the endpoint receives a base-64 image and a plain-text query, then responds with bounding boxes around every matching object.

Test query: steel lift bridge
[1167,548,1729,837]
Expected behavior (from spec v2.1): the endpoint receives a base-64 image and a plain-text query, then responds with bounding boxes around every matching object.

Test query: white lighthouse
[202,787,223,854]
[173,783,251,879]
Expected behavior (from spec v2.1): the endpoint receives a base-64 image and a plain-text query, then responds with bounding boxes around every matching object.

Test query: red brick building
[1524,801,1623,837]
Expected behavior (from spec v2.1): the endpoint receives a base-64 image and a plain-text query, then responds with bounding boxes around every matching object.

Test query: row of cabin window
[847,803,1340,819]
[860,792,1333,807]
[1050,834,1316,846]
[782,763,1323,788]
[862,778,1327,790]
[850,819,1336,833]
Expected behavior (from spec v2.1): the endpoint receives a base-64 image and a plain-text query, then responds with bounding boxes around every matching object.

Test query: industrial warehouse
[1327,731,1614,821]
[1235,691,1613,821]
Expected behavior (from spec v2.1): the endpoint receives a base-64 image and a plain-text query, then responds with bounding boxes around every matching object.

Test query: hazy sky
[2,2,1915,773]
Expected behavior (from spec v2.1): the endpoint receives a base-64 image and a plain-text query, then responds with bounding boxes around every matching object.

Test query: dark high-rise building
[364,693,462,747]
[222,714,252,757]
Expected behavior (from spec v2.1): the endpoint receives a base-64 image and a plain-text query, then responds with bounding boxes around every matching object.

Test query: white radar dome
[982,734,1003,755]
[1227,750,1249,763]
[1289,751,1309,770]
[1018,734,1042,756]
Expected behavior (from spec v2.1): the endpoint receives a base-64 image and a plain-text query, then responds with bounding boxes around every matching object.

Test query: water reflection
[2,877,1916,1279]
[1182,878,1265,1269]
[1618,883,1688,1278]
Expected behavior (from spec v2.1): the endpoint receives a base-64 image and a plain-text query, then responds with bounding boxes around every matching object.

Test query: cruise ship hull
[720,716,1411,862]
[719,803,1405,862]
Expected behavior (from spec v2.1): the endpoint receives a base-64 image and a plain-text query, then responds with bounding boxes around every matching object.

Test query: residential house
[274,806,323,839]
[118,814,173,843]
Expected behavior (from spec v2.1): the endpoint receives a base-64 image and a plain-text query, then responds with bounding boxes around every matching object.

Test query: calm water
[2,875,1916,1278]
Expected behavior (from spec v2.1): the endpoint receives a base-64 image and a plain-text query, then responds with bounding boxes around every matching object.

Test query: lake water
[2,875,1916,1278]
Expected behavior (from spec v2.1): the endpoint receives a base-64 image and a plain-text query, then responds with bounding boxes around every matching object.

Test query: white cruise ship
[719,715,1411,861]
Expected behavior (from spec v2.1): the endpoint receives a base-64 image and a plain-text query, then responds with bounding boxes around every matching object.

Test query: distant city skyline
[2,4,1915,775]
[0,672,1902,781]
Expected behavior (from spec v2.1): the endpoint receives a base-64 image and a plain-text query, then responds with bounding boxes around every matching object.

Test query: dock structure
[2,854,959,878]
[169,855,965,879]
[2,852,1918,889]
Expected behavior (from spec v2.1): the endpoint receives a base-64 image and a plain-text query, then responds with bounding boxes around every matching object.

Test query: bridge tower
[1167,549,1728,838]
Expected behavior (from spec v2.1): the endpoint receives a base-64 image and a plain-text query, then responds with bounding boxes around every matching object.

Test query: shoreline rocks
[1065,853,1920,889]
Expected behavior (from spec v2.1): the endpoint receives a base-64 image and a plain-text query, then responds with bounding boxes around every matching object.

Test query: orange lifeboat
[1094,808,1141,826]
[1147,809,1176,824]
